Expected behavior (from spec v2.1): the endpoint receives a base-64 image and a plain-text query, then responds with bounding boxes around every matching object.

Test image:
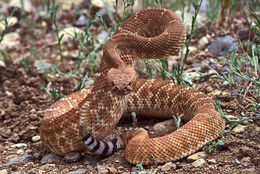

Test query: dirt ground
[0,1,259,174]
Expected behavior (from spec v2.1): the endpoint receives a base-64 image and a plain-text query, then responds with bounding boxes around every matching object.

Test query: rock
[0,60,6,67]
[192,158,206,167]
[9,0,33,13]
[241,157,251,166]
[207,159,216,164]
[198,35,210,48]
[209,89,221,97]
[207,35,238,56]
[0,154,32,167]
[11,143,27,149]
[74,15,88,27]
[41,153,62,164]
[97,165,109,174]
[32,135,41,142]
[0,32,20,50]
[161,162,176,172]
[153,119,177,133]
[0,127,11,138]
[58,27,84,43]
[97,30,109,43]
[56,0,83,10]
[0,17,18,30]
[235,158,241,164]
[232,124,247,133]
[16,149,24,155]
[65,151,81,162]
[187,151,207,162]
[226,115,238,120]
[0,169,8,174]
[40,164,56,170]
[34,60,53,73]
[108,167,117,174]
[67,168,87,174]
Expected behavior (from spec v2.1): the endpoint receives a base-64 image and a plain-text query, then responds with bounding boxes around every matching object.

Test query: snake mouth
[111,83,133,96]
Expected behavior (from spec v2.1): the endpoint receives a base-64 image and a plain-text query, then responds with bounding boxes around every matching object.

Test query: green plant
[20,57,32,71]
[206,0,221,21]
[171,0,202,85]
[41,87,65,100]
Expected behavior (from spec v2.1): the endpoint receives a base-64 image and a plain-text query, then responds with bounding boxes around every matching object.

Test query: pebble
[153,119,177,133]
[31,135,41,142]
[0,169,7,174]
[187,151,207,162]
[207,35,238,56]
[0,60,5,67]
[0,127,11,138]
[67,168,87,174]
[207,159,216,164]
[108,167,117,174]
[192,158,206,167]
[232,124,247,133]
[16,149,24,155]
[161,162,176,172]
[198,35,209,48]
[41,153,62,164]
[74,15,88,27]
[58,27,84,43]
[11,143,27,149]
[0,154,32,167]
[97,165,109,174]
[97,30,109,43]
[0,32,20,50]
[65,151,81,162]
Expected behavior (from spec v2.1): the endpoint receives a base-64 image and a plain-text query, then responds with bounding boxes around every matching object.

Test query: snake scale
[40,8,225,165]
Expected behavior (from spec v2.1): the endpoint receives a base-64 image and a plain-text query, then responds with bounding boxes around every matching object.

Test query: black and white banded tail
[82,134,124,156]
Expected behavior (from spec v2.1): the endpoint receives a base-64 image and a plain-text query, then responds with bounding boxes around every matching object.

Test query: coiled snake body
[40,8,225,165]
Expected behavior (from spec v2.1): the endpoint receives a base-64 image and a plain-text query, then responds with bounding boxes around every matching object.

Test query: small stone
[187,152,207,162]
[241,157,251,165]
[108,167,117,174]
[32,135,41,142]
[226,115,238,120]
[58,27,84,43]
[0,32,20,50]
[67,168,87,174]
[16,149,24,155]
[74,15,88,27]
[41,153,62,164]
[207,159,216,164]
[232,124,247,133]
[192,158,206,167]
[1,155,32,167]
[11,143,27,149]
[97,165,108,174]
[0,169,8,174]
[235,159,241,164]
[0,127,11,138]
[65,151,81,162]
[0,60,6,67]
[9,0,33,13]
[97,30,108,43]
[209,89,221,97]
[153,119,177,133]
[198,36,209,48]
[207,35,238,56]
[161,162,176,172]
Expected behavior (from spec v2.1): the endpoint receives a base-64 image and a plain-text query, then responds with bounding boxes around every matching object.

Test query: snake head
[107,66,138,95]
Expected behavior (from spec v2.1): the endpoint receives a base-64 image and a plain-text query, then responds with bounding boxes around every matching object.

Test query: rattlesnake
[40,8,225,165]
